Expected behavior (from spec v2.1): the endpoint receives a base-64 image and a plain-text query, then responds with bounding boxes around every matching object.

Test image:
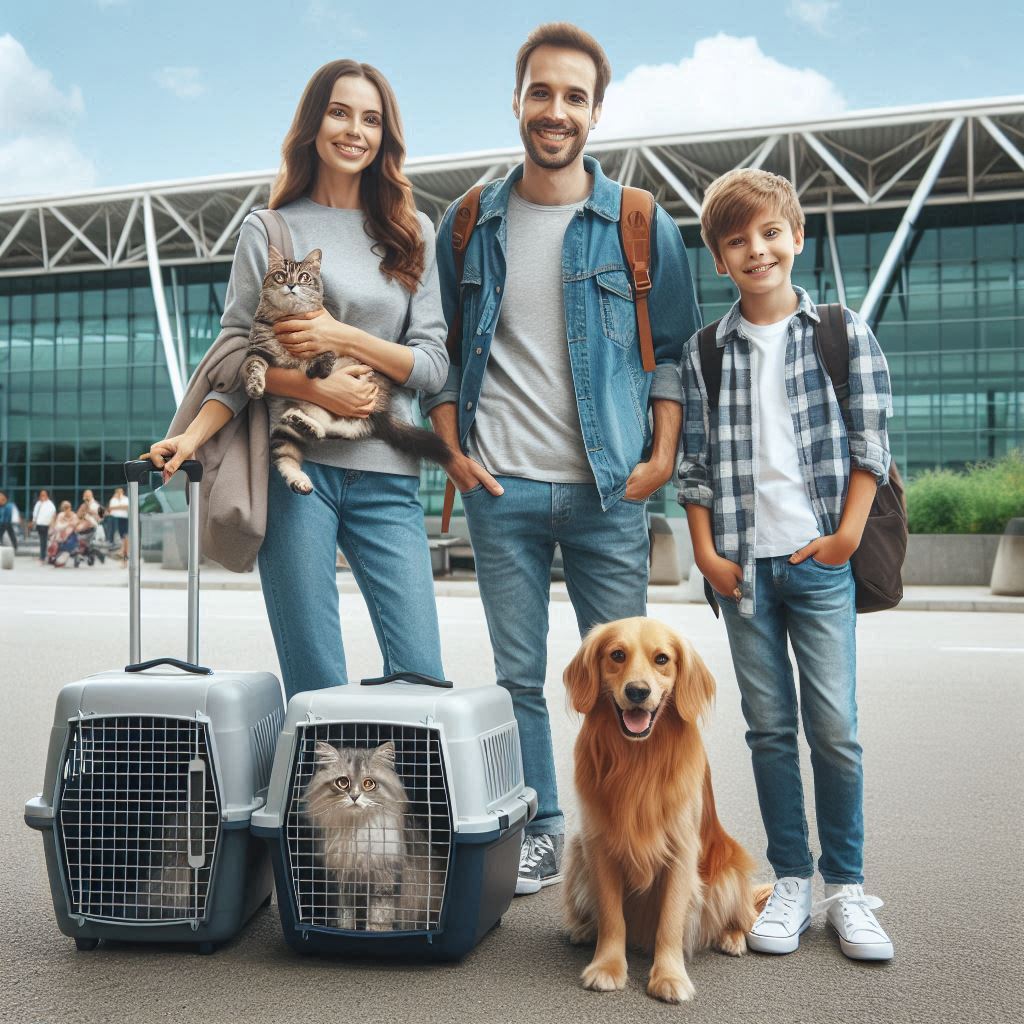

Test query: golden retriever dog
[563,617,763,1004]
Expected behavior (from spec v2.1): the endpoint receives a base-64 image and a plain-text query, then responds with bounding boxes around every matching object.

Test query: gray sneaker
[515,833,564,895]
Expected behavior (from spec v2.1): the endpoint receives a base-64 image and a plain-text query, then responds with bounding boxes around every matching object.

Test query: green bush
[906,450,1024,534]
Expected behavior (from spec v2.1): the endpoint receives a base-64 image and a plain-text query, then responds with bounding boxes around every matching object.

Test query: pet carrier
[251,674,537,960]
[25,459,285,953]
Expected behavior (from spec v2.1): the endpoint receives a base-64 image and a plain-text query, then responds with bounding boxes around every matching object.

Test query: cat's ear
[314,741,338,765]
[267,244,286,271]
[371,741,396,768]
[301,248,322,271]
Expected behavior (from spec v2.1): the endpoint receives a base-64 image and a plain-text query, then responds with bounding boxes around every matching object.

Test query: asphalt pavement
[1,567,1022,1024]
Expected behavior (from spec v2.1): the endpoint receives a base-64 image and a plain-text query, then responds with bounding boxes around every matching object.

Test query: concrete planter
[902,533,1002,585]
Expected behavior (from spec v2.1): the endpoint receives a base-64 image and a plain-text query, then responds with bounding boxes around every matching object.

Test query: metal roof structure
[2,96,1022,403]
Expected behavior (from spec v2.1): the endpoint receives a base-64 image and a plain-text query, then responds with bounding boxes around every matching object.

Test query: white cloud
[788,1,840,34]
[0,34,95,197]
[303,1,368,39]
[154,66,205,100]
[597,34,847,140]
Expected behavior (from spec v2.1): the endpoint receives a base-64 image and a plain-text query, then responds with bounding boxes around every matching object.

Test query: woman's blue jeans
[462,477,650,837]
[257,462,444,700]
[720,556,864,885]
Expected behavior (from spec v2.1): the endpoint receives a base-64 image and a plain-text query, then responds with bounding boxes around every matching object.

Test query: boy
[677,169,894,960]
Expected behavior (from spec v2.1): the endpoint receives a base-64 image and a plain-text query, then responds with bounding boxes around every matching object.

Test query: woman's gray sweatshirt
[204,197,449,477]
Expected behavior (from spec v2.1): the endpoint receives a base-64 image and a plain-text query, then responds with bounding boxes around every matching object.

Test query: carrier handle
[125,657,213,676]
[124,458,202,668]
[360,672,454,689]
[187,758,207,869]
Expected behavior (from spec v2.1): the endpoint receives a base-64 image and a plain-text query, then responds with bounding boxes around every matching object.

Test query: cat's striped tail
[369,412,452,468]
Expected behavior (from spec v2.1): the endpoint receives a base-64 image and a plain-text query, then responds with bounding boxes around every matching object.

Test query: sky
[1,0,1022,199]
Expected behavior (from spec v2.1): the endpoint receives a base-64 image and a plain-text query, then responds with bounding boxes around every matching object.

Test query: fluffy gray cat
[303,740,445,931]
[241,245,451,494]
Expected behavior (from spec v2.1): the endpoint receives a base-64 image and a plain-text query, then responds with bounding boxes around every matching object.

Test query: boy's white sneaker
[817,883,894,961]
[747,877,812,954]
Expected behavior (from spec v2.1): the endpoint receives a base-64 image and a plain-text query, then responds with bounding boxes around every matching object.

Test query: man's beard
[520,119,588,170]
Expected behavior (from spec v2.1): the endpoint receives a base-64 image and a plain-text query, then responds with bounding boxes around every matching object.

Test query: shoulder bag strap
[251,208,294,262]
[619,186,656,372]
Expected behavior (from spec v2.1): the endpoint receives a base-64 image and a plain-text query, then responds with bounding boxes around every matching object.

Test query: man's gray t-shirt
[467,189,593,483]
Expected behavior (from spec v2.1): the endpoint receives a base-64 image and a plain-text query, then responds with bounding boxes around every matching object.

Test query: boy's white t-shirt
[741,315,821,558]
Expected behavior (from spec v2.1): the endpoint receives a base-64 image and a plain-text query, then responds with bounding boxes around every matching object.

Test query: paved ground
[1,566,1022,1024]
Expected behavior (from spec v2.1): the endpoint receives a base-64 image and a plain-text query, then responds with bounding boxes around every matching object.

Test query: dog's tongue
[622,708,652,734]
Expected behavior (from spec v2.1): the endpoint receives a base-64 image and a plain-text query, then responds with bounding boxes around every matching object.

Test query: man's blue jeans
[462,477,650,836]
[258,462,444,700]
[720,556,864,884]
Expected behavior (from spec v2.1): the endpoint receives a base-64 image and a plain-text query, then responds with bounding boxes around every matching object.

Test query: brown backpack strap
[251,208,294,262]
[619,186,656,372]
[440,184,486,535]
[446,184,486,362]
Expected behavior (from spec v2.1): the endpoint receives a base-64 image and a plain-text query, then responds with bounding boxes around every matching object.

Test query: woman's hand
[308,363,379,419]
[274,308,356,361]
[146,432,200,484]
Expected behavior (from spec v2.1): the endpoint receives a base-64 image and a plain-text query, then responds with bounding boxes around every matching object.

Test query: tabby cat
[241,246,451,494]
[303,740,445,931]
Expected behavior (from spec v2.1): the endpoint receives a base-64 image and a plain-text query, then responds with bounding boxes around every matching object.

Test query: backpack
[696,303,908,614]
[439,183,658,532]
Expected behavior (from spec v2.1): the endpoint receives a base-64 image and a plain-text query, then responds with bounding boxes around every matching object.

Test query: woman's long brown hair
[269,60,424,292]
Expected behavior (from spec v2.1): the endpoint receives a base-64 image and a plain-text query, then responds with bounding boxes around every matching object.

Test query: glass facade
[1,200,1022,520]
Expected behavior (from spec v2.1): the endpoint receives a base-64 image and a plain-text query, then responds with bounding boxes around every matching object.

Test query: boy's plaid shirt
[676,287,893,616]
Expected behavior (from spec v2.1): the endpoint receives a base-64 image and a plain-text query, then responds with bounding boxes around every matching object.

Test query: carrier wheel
[74,937,100,951]
[197,941,215,956]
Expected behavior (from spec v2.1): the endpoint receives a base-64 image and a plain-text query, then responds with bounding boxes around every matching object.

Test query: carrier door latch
[187,758,207,869]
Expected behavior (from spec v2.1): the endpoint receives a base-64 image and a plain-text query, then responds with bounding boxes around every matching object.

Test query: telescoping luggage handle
[123,459,212,676]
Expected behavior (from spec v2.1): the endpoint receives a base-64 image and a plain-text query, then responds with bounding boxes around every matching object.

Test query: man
[0,491,17,553]
[423,23,701,894]
[29,489,57,563]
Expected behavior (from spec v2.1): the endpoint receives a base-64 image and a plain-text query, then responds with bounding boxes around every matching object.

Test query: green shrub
[906,450,1024,534]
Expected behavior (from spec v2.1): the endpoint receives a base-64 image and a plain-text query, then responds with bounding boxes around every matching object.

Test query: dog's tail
[698,764,756,886]
[369,411,452,467]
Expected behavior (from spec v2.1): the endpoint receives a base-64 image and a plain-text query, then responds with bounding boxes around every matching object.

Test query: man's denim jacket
[420,156,701,510]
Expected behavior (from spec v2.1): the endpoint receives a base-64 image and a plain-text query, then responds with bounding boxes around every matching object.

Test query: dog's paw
[647,967,696,1004]
[715,929,747,957]
[581,958,627,992]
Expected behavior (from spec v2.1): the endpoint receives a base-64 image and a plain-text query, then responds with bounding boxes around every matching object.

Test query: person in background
[29,489,57,563]
[0,491,17,553]
[107,487,130,566]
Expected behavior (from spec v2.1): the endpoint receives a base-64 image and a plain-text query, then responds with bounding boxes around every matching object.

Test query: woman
[106,486,130,566]
[147,61,449,698]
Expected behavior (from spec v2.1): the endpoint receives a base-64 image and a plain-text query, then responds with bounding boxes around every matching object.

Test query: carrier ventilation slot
[57,715,221,923]
[285,722,453,934]
[480,724,523,805]
[251,706,284,792]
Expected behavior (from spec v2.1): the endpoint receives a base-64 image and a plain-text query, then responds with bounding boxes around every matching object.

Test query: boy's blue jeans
[258,462,444,701]
[461,477,650,837]
[719,555,864,884]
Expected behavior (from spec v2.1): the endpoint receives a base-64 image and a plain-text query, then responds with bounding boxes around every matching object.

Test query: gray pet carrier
[251,674,537,960]
[24,460,284,953]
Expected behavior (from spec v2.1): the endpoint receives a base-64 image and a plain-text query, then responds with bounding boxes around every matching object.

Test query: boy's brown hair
[515,22,612,107]
[700,168,806,261]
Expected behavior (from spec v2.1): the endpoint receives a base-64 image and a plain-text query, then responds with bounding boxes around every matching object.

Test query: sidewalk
[3,551,1022,611]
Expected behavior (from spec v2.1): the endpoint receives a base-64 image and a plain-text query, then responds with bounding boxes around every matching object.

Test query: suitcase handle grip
[360,672,454,689]
[125,657,213,676]
[123,458,204,484]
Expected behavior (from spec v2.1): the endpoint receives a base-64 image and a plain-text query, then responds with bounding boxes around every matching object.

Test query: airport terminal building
[0,97,1022,518]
